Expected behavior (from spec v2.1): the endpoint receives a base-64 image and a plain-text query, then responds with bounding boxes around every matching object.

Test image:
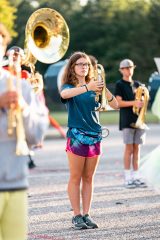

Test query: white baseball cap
[7,46,24,58]
[119,59,135,69]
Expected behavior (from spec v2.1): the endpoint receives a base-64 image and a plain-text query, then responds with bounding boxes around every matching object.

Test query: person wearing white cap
[119,59,135,69]
[115,58,147,189]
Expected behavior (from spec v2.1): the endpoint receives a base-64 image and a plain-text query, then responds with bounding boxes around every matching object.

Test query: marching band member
[5,47,49,168]
[60,51,118,230]
[115,59,148,189]
[0,23,48,240]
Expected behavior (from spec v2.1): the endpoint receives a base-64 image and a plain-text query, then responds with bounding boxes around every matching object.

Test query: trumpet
[95,64,108,111]
[7,52,30,155]
[131,85,149,129]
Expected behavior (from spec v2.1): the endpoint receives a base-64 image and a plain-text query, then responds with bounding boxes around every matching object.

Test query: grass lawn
[50,110,159,126]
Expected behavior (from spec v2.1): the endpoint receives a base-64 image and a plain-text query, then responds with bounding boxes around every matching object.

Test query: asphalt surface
[28,124,160,240]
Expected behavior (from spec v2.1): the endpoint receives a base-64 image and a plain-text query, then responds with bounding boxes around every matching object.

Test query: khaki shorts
[122,128,146,144]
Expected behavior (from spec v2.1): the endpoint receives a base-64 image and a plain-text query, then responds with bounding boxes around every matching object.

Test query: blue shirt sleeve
[60,84,74,104]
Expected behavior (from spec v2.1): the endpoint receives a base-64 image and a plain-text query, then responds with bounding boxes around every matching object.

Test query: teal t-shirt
[61,84,102,133]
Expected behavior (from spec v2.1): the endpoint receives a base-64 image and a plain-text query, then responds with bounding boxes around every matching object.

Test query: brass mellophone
[131,85,149,129]
[95,64,108,111]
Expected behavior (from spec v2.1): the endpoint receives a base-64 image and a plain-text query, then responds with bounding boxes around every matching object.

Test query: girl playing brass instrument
[60,51,118,230]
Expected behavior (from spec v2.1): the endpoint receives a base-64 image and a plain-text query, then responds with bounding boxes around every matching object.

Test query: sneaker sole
[72,225,88,230]
[125,185,136,189]
[135,184,148,188]
[86,224,98,229]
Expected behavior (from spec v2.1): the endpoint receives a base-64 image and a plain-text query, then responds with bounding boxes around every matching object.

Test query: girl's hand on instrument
[87,79,104,92]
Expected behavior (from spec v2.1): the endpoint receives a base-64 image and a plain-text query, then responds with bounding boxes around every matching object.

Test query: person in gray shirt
[0,23,49,240]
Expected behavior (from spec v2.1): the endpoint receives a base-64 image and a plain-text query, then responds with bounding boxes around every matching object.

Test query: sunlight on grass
[50,110,159,126]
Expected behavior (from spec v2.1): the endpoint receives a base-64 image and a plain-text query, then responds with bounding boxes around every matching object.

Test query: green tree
[7,0,160,85]
[0,0,17,37]
[8,0,22,7]
[70,0,159,84]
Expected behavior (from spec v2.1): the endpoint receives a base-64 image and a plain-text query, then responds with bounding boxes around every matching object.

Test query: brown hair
[89,55,98,68]
[0,23,11,46]
[61,51,93,86]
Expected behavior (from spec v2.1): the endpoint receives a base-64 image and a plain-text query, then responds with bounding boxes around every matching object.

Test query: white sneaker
[125,180,136,189]
[133,179,147,188]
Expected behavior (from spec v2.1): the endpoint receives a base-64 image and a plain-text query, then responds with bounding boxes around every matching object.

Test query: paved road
[28,124,160,240]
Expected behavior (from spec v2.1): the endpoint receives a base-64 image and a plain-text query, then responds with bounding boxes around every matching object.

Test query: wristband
[84,84,88,92]
[108,95,114,102]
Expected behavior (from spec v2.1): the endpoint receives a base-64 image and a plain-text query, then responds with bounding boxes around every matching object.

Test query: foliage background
[1,0,160,109]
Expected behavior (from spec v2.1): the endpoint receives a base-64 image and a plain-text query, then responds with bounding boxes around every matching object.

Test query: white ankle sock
[132,170,139,180]
[124,170,132,182]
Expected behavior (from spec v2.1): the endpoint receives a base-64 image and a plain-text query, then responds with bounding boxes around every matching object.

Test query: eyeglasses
[75,62,90,67]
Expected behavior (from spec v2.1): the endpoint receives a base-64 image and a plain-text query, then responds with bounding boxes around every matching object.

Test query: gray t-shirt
[0,69,49,190]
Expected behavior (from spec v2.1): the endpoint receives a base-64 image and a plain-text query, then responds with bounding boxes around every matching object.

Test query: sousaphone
[24,7,70,67]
